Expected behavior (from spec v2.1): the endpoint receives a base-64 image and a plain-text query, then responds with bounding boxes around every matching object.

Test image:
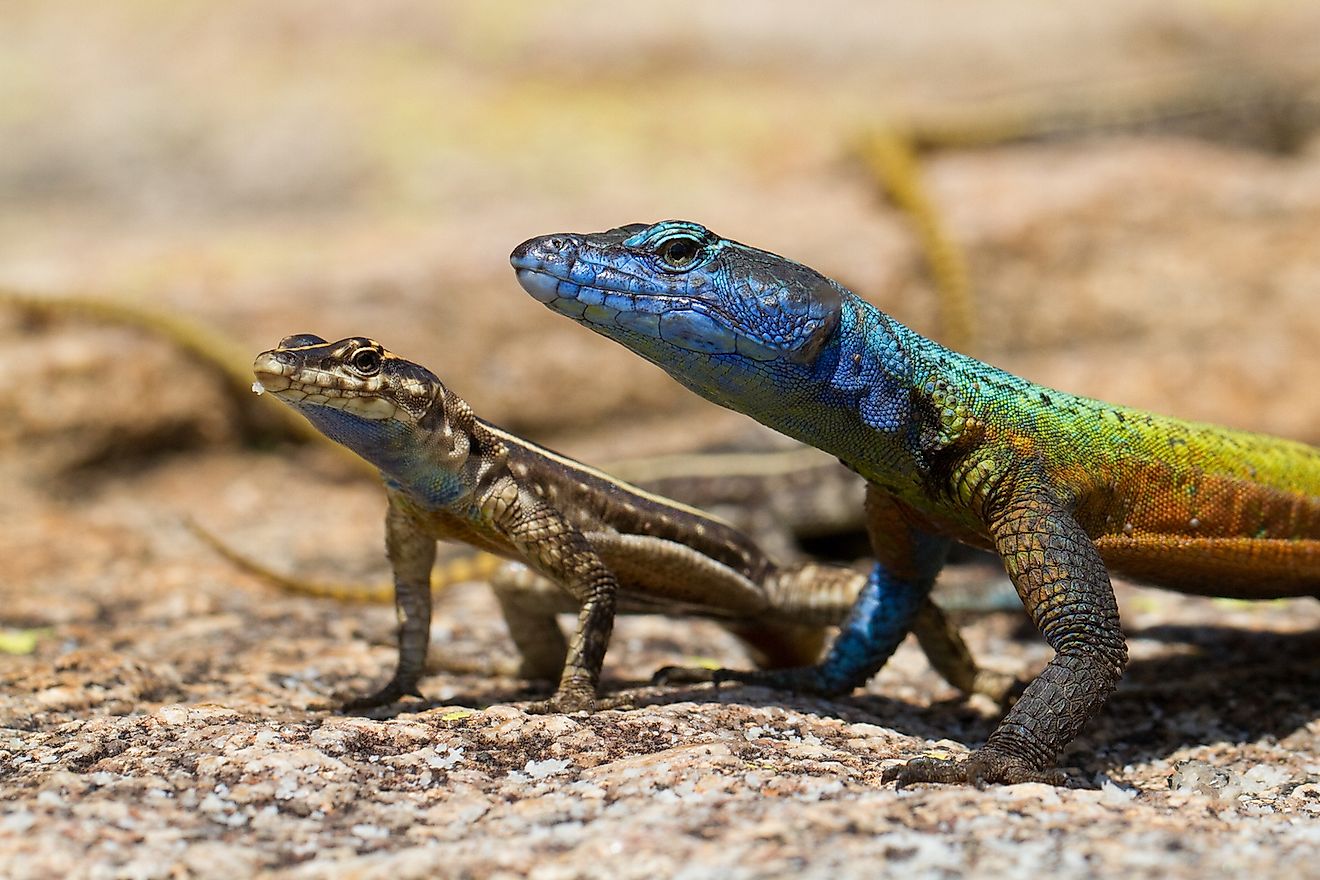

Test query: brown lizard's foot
[519,676,635,714]
[882,751,1069,788]
[521,691,636,714]
[339,678,424,714]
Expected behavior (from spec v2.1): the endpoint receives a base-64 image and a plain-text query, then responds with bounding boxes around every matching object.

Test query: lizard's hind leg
[489,562,572,681]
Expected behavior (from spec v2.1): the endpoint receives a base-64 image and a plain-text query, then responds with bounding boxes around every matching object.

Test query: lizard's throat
[297,401,475,508]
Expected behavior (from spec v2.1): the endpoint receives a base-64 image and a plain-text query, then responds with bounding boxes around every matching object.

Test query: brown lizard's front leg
[342,495,437,712]
[482,476,619,713]
[885,484,1128,786]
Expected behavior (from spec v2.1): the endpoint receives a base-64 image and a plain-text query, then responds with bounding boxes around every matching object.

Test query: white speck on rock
[1,811,36,833]
[157,705,190,726]
[351,824,389,840]
[522,758,572,779]
[1242,763,1291,794]
[1171,760,1243,801]
[1097,778,1139,803]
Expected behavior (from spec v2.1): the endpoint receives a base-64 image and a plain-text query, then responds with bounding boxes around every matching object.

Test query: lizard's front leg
[484,477,619,713]
[342,496,437,711]
[655,486,948,696]
[885,484,1127,787]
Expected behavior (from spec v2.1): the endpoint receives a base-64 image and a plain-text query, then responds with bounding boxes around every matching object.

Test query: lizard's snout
[266,349,299,368]
[510,234,574,272]
[511,234,580,304]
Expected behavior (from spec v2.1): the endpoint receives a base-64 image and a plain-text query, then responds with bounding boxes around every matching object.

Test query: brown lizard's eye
[657,236,701,270]
[350,348,383,375]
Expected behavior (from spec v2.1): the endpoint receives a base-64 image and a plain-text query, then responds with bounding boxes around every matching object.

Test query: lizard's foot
[882,751,1068,788]
[521,694,634,714]
[520,682,633,714]
[339,678,424,714]
[651,664,848,697]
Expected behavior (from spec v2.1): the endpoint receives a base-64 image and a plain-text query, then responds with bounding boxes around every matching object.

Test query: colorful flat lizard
[252,334,1010,713]
[511,220,1319,785]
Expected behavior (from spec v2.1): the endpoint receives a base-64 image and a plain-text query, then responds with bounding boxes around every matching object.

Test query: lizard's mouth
[511,261,786,363]
[252,351,400,420]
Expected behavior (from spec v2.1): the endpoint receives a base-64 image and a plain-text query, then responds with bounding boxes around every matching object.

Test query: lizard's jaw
[511,265,568,306]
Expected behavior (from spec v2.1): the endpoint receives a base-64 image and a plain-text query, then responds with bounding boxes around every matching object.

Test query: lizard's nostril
[510,237,543,266]
[511,234,574,268]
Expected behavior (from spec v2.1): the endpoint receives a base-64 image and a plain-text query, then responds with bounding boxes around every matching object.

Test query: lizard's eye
[350,348,383,375]
[656,236,702,270]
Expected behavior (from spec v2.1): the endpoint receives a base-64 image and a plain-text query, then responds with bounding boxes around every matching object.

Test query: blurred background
[4,0,1318,467]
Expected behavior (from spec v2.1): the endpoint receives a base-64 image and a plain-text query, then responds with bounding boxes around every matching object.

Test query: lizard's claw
[882,752,1069,788]
[340,678,424,714]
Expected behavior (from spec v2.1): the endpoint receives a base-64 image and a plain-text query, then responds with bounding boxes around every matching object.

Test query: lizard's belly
[416,506,518,560]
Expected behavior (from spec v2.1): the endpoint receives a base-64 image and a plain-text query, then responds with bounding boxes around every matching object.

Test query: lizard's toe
[521,682,603,714]
[882,756,970,788]
[339,680,424,714]
[591,693,637,711]
[651,665,721,686]
[521,695,594,715]
[883,751,1068,788]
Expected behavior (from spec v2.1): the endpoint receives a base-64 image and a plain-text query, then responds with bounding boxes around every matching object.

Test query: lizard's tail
[185,517,502,603]
[763,561,866,625]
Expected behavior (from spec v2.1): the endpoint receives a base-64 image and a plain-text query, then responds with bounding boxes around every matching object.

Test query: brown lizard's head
[253,334,441,425]
[255,335,481,498]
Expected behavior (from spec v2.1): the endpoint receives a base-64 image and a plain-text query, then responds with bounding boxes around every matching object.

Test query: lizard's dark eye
[350,348,383,375]
[656,236,702,270]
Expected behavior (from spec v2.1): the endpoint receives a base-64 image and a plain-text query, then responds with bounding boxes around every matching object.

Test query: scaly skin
[511,220,1320,785]
[253,334,1009,713]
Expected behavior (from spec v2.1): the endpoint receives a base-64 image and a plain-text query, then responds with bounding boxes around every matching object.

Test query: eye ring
[656,235,703,271]
[350,348,383,375]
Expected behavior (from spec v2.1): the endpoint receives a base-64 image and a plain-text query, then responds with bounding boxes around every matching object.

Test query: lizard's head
[510,221,844,384]
[512,221,919,445]
[253,335,442,451]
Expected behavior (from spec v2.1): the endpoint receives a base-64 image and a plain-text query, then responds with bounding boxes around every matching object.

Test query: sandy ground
[2,2,1319,877]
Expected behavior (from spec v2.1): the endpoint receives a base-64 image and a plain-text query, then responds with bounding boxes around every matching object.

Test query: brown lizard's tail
[186,517,501,603]
[763,561,867,625]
